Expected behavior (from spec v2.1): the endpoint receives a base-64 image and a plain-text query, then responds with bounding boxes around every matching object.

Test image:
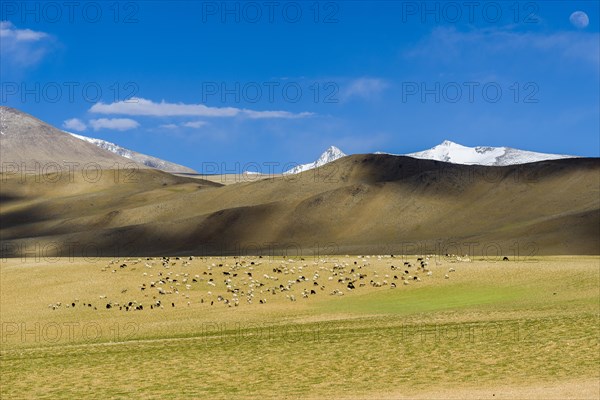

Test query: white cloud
[0,21,48,41]
[89,118,140,131]
[63,118,87,132]
[159,123,179,129]
[343,78,389,101]
[407,26,600,67]
[182,121,207,128]
[0,21,54,68]
[90,98,238,117]
[89,98,313,119]
[157,121,208,130]
[243,110,314,119]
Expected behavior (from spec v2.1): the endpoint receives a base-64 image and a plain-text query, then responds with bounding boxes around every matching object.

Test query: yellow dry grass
[1,255,598,399]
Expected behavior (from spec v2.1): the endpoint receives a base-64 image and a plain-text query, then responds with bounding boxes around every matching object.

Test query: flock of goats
[48,255,471,312]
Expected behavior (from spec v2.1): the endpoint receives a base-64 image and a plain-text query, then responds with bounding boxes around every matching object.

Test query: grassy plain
[1,255,598,399]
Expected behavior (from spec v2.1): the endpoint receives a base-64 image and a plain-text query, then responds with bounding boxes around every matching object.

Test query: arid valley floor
[1,107,599,398]
[1,255,598,399]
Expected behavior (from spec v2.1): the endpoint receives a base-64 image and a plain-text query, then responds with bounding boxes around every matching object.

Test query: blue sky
[1,1,599,172]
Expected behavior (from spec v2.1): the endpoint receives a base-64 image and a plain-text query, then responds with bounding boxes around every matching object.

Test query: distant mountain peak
[0,106,145,169]
[67,132,197,173]
[405,141,575,166]
[284,145,347,174]
[282,140,576,175]
[316,145,345,163]
[326,145,343,152]
[439,139,457,146]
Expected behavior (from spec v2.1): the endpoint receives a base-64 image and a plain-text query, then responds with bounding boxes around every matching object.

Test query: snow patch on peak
[439,140,457,146]
[316,146,345,164]
[405,140,575,166]
[284,145,347,174]
[68,132,136,159]
[67,131,197,173]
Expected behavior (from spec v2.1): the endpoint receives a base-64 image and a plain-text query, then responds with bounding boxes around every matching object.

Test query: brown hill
[1,151,598,257]
[0,106,147,170]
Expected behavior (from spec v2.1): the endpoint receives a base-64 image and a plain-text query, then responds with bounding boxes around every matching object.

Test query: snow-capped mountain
[281,140,575,175]
[1,106,145,169]
[66,131,578,176]
[67,132,197,173]
[284,146,347,174]
[377,140,576,166]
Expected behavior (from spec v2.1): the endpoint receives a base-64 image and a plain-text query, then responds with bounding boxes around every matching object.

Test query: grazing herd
[49,254,475,312]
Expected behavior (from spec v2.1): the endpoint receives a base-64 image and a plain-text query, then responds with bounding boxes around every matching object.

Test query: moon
[570,11,589,29]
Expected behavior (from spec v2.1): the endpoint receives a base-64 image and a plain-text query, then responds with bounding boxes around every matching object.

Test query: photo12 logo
[375,240,539,262]
[1,81,139,104]
[1,1,141,23]
[191,241,341,260]
[199,161,308,183]
[1,321,140,344]
[401,81,540,104]
[0,239,142,263]
[0,162,141,184]
[200,1,340,23]
[399,320,538,345]
[200,81,339,104]
[199,321,325,344]
[400,1,540,24]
